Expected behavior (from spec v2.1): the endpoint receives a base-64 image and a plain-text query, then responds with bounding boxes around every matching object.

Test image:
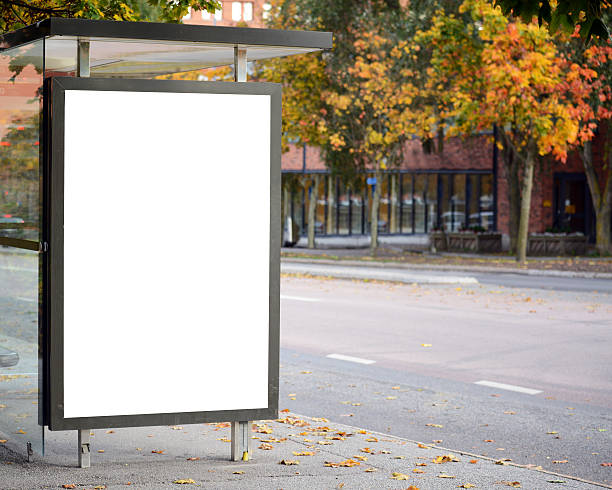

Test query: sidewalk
[1,413,607,489]
[282,248,612,279]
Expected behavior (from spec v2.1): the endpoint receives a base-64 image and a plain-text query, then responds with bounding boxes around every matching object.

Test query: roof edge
[1,17,332,51]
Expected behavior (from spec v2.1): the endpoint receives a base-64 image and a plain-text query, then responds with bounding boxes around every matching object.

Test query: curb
[281,257,612,280]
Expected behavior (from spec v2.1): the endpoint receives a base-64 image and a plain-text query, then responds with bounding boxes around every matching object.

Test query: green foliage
[0,0,220,33]
[494,0,611,42]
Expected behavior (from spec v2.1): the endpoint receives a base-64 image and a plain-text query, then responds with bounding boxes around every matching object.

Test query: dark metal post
[492,125,499,231]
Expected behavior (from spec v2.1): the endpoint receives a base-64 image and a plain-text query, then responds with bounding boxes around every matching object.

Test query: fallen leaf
[601,462,612,467]
[62,485,76,489]
[0,440,6,444]
[547,481,565,484]
[259,443,274,450]
[433,440,443,443]
[97,449,105,453]
[390,472,410,480]
[301,371,312,374]
[484,439,495,443]
[170,426,183,430]
[217,437,231,442]
[417,443,429,449]
[546,431,558,435]
[364,467,377,472]
[360,447,375,454]
[434,454,459,463]
[151,450,165,454]
[280,459,300,465]
[312,417,329,422]
[458,485,476,488]
[353,455,367,461]
[416,463,427,466]
[93,486,106,489]
[280,408,290,413]
[438,474,456,478]
[504,411,516,415]
[391,386,400,390]
[421,344,432,347]
[186,457,200,461]
[15,429,25,434]
[233,471,244,474]
[318,440,333,445]
[386,396,397,400]
[552,460,568,464]
[498,482,521,488]
[413,468,425,473]
[293,451,315,456]
[288,394,296,397]
[106,430,115,434]
[173,479,196,484]
[426,424,443,428]
[469,460,478,464]
[365,437,378,442]
[325,459,360,467]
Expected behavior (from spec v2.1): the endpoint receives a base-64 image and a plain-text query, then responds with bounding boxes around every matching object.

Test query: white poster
[61,90,271,418]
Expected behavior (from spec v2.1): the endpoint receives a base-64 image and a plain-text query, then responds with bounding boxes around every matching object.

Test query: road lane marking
[326,353,376,365]
[474,380,542,395]
[280,295,321,302]
[16,297,37,303]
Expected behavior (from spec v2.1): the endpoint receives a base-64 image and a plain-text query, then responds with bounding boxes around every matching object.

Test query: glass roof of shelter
[0,18,332,77]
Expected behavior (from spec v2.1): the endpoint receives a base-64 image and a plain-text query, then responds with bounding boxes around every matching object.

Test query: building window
[243,2,253,21]
[232,2,242,20]
[203,7,222,20]
[263,2,272,20]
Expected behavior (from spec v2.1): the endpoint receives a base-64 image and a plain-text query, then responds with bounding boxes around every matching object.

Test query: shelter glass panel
[351,182,364,235]
[414,174,429,234]
[315,176,325,235]
[0,41,44,456]
[378,175,389,234]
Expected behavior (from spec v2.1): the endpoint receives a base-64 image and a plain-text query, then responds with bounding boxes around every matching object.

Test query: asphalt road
[279,275,612,486]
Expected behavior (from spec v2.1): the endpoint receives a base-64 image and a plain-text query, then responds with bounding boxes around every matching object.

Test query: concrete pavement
[0,413,608,489]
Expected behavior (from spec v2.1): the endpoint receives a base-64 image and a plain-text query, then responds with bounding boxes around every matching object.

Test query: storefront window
[452,174,466,231]
[480,174,494,230]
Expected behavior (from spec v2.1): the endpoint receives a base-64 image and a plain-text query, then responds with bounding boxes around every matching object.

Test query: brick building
[182,1,269,28]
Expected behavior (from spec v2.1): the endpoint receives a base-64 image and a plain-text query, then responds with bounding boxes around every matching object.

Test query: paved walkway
[1,413,608,489]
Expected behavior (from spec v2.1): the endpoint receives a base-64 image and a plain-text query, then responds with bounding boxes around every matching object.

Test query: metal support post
[77,41,90,78]
[231,421,252,461]
[78,429,91,468]
[76,40,91,470]
[234,46,247,82]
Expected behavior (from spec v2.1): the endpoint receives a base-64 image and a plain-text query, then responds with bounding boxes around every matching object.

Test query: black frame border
[45,76,281,431]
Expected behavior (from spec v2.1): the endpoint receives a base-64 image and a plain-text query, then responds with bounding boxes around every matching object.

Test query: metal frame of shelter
[0,18,332,468]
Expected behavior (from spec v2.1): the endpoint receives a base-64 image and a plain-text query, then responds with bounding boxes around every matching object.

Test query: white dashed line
[326,353,376,365]
[280,295,321,302]
[474,380,542,395]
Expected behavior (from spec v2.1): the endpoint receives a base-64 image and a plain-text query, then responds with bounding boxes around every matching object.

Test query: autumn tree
[0,0,220,32]
[561,37,612,253]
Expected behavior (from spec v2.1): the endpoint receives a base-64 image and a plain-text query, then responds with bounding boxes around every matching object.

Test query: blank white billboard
[61,89,271,418]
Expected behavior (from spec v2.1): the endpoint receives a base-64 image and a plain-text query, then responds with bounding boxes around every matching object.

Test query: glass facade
[0,40,44,455]
[283,171,495,238]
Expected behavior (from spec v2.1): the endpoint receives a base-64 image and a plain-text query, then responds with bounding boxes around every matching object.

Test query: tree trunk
[326,175,335,235]
[516,148,535,263]
[390,174,398,233]
[307,175,319,249]
[370,169,381,254]
[582,138,612,255]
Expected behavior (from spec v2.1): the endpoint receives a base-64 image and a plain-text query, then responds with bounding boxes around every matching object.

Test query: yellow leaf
[233,471,244,474]
[280,459,300,465]
[426,424,443,428]
[364,467,377,472]
[293,451,315,456]
[15,429,26,434]
[421,344,432,347]
[391,472,410,480]
[173,479,196,484]
[458,485,476,488]
[438,474,456,478]
[413,468,425,473]
[386,396,397,400]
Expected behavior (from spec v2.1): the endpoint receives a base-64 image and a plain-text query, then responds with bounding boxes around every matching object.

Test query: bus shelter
[0,18,331,467]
